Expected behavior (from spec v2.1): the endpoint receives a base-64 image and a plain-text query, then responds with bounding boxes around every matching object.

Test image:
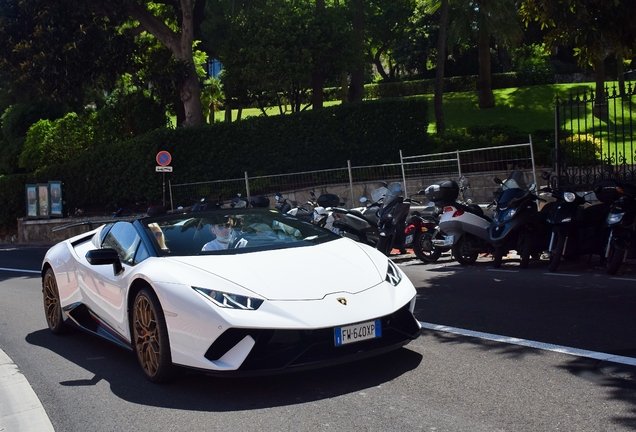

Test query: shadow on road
[25,327,422,411]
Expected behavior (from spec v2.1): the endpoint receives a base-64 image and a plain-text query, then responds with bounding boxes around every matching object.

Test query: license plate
[443,234,455,246]
[331,227,341,235]
[405,234,413,246]
[334,319,382,346]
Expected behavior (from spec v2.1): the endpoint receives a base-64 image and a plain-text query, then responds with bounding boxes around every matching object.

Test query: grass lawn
[208,82,609,135]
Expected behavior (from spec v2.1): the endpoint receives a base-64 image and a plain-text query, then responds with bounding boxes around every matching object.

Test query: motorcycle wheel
[519,235,532,269]
[492,246,504,268]
[548,230,566,272]
[413,232,442,263]
[606,240,624,275]
[452,234,479,266]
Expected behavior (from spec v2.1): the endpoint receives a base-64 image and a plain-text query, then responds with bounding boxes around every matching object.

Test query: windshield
[143,209,339,256]
[381,182,403,209]
[502,171,528,190]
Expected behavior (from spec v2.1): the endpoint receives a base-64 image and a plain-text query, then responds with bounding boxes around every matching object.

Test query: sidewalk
[0,349,54,431]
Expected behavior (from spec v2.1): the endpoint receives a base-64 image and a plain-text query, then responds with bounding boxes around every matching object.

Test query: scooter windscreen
[497,188,527,209]
[380,183,404,211]
[501,171,528,190]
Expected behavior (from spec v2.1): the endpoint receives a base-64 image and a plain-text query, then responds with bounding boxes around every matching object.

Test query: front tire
[548,230,566,272]
[413,232,442,263]
[492,246,504,268]
[606,239,624,275]
[43,268,68,334]
[132,288,173,383]
[519,234,532,269]
[452,234,479,266]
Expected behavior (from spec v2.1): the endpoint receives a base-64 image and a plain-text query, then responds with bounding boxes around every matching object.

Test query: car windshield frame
[141,208,340,257]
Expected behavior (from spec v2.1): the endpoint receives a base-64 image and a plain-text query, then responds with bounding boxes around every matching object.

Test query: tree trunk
[477,29,495,109]
[311,0,325,110]
[593,54,607,120]
[348,0,365,102]
[125,0,205,127]
[434,0,449,135]
[617,50,625,97]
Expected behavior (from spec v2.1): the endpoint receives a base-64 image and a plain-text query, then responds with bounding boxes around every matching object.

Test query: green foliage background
[0,98,431,228]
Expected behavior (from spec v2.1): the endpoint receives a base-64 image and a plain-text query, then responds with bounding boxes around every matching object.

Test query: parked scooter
[311,191,341,229]
[330,184,387,246]
[488,171,553,268]
[595,179,636,274]
[429,178,495,265]
[545,184,612,272]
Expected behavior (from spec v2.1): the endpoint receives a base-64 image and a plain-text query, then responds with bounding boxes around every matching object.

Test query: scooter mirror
[529,183,536,192]
[360,197,368,203]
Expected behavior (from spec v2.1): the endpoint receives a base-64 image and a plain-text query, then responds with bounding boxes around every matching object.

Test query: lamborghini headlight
[193,287,264,310]
[563,192,576,203]
[386,260,402,286]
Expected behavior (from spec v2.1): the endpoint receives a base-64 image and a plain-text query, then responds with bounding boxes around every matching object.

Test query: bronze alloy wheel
[43,268,67,334]
[132,288,172,383]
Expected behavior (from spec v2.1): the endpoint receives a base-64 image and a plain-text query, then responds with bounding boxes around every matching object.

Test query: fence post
[529,134,537,187]
[244,171,250,202]
[554,96,561,189]
[347,160,354,208]
[400,149,408,197]
[169,180,174,211]
[456,150,462,180]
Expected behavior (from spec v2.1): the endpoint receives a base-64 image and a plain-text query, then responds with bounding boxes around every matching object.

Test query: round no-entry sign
[156,150,172,166]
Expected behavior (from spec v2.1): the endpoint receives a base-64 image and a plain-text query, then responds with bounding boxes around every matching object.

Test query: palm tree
[448,0,523,109]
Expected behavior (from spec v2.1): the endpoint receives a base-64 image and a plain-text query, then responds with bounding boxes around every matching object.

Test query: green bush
[0,102,66,174]
[0,97,431,227]
[20,112,94,172]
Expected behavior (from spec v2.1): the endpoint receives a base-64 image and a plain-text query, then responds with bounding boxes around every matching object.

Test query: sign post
[156,151,172,207]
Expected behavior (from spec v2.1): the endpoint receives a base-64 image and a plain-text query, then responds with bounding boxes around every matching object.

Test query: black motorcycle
[405,205,449,263]
[595,179,636,274]
[375,182,411,256]
[489,171,553,268]
[545,186,612,272]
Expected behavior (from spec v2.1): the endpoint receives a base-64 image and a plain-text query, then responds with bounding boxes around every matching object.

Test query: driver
[202,217,234,251]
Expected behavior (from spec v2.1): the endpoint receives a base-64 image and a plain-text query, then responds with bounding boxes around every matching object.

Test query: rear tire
[132,288,173,383]
[413,232,442,263]
[548,230,566,272]
[42,268,68,334]
[452,234,479,266]
[606,239,624,275]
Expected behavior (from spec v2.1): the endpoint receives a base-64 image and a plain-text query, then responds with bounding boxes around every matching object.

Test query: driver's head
[210,216,233,240]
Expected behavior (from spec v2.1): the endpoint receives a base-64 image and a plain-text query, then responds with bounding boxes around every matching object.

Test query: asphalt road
[1,246,636,431]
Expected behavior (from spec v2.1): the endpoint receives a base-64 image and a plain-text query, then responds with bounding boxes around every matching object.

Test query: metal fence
[555,82,636,190]
[169,140,537,210]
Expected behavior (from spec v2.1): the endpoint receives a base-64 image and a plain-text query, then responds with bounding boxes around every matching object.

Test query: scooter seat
[347,209,378,225]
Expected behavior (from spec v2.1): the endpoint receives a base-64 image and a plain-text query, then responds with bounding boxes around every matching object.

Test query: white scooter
[427,177,495,265]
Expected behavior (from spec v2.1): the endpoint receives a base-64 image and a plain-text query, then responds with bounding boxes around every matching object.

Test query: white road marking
[610,277,636,281]
[542,272,580,277]
[420,321,636,367]
[486,269,519,273]
[0,267,40,274]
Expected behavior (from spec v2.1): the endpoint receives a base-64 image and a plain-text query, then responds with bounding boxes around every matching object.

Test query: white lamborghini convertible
[42,208,422,382]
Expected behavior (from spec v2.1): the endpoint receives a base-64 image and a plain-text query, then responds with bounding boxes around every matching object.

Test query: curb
[0,349,54,432]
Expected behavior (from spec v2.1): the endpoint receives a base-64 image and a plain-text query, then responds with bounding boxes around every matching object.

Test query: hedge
[0,97,431,228]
